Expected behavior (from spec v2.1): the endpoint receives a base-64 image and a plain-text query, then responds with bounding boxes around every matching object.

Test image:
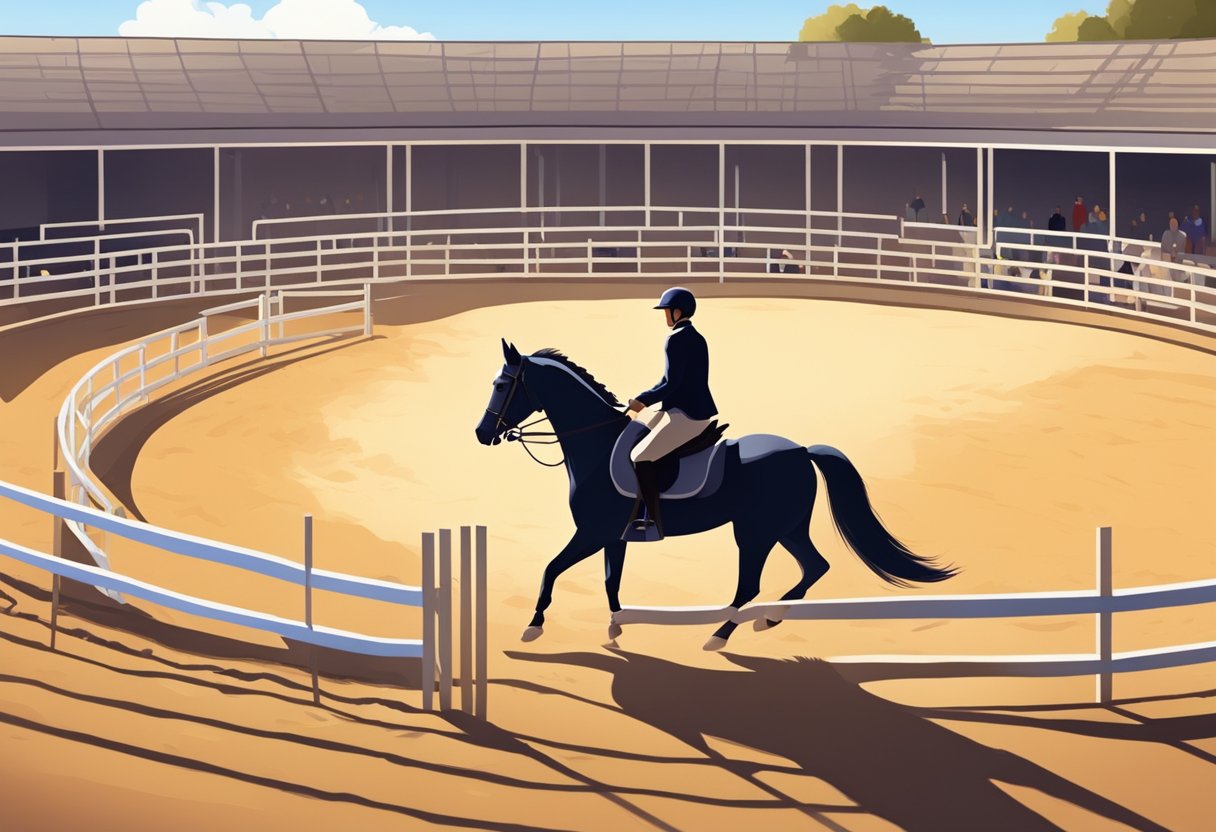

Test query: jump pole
[475,525,488,720]
[1096,526,1113,705]
[438,529,453,711]
[460,526,473,714]
[421,532,435,712]
[304,514,319,705]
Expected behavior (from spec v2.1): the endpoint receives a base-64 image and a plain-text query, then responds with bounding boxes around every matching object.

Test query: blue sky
[0,1,1096,44]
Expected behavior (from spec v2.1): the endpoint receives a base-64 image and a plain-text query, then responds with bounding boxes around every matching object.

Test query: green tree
[799,4,866,41]
[1106,0,1135,35]
[1077,15,1119,39]
[1123,0,1196,39]
[799,4,923,43]
[1046,10,1088,41]
[834,6,923,41]
[1179,0,1216,37]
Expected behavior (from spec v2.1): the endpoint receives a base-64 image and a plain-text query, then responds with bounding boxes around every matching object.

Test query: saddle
[610,419,730,500]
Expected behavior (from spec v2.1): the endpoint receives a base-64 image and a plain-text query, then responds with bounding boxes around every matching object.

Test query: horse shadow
[507,649,1170,832]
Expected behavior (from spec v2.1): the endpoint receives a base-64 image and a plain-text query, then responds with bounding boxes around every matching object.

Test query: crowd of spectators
[257,190,366,220]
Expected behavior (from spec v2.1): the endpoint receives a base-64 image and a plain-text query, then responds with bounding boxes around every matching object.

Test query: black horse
[475,340,957,650]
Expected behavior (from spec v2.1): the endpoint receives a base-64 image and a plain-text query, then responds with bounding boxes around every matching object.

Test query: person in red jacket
[1071,196,1087,232]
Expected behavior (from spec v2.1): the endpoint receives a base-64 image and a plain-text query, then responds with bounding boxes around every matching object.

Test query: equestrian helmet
[653,287,696,317]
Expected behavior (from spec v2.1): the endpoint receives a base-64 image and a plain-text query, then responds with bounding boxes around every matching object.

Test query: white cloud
[118,0,436,40]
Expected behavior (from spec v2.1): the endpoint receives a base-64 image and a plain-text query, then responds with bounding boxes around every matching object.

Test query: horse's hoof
[703,636,728,652]
[754,618,776,631]
[603,639,620,649]
[754,605,789,631]
[521,626,544,643]
[608,622,623,640]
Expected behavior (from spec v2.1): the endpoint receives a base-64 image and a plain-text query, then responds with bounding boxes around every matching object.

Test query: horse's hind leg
[756,517,830,632]
[704,537,777,652]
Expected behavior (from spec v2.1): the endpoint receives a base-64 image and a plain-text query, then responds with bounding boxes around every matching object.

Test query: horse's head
[475,339,540,446]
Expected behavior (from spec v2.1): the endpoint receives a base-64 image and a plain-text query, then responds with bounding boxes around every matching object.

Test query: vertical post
[975,146,984,261]
[258,292,269,358]
[438,528,453,711]
[97,149,105,229]
[385,144,393,240]
[304,513,318,705]
[212,146,220,246]
[1109,150,1117,243]
[643,142,651,228]
[50,470,65,651]
[421,531,435,712]
[475,525,487,720]
[941,151,947,222]
[198,315,209,368]
[363,283,373,337]
[805,143,812,273]
[1210,161,1215,248]
[520,143,528,275]
[460,526,473,714]
[405,144,413,279]
[1096,526,1113,705]
[718,143,725,283]
[986,147,994,250]
[598,144,606,227]
[836,143,844,235]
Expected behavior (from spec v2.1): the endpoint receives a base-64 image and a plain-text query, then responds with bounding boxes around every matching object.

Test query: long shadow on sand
[507,649,1173,832]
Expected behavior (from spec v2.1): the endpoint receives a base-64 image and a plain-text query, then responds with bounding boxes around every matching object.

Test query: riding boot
[632,461,664,538]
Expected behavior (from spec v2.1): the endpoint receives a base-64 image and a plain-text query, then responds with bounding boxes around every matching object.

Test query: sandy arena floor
[1,282,1214,831]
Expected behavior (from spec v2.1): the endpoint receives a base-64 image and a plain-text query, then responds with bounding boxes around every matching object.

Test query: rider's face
[664,308,680,327]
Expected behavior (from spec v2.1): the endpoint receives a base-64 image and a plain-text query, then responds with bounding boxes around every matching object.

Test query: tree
[1077,15,1119,39]
[834,6,923,42]
[1124,0,1197,39]
[1046,10,1088,42]
[799,4,923,43]
[1179,0,1216,37]
[799,4,866,41]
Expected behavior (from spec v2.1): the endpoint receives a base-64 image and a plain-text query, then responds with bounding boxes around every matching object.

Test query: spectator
[904,202,916,221]
[1089,204,1102,227]
[910,194,926,222]
[1072,197,1087,232]
[1126,216,1140,240]
[1137,211,1154,242]
[1186,204,1208,255]
[957,203,973,226]
[1161,216,1188,260]
[1048,205,1066,234]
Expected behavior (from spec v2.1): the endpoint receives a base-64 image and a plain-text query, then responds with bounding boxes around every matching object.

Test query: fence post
[50,470,65,650]
[198,316,209,368]
[475,524,487,720]
[151,249,159,299]
[587,238,592,274]
[438,528,453,711]
[444,235,451,277]
[421,531,435,712]
[304,513,319,705]
[460,526,473,715]
[259,292,270,358]
[373,236,380,282]
[315,239,322,284]
[1096,526,1113,705]
[363,283,373,338]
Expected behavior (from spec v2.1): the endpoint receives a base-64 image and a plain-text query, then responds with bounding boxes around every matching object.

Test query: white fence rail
[0,472,486,712]
[615,528,1216,703]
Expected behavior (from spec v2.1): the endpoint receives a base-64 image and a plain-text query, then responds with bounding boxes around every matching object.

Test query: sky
[0,0,1097,44]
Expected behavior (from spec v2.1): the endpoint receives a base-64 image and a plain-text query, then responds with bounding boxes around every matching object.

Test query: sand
[1,282,1214,831]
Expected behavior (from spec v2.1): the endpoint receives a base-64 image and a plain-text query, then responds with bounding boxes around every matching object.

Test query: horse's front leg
[522,530,605,642]
[604,540,626,645]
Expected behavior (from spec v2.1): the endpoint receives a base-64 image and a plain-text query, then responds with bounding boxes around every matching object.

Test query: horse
[474,339,957,650]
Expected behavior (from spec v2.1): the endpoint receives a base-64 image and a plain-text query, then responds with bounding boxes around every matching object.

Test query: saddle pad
[610,420,728,500]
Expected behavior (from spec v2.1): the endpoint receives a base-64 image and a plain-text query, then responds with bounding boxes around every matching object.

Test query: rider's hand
[628,398,645,414]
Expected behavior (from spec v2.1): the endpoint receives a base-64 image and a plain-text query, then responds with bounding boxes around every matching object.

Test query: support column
[386,144,393,235]
[986,146,994,249]
[836,144,843,234]
[598,144,606,226]
[1210,160,1215,248]
[718,143,725,283]
[97,148,105,230]
[212,146,220,245]
[941,151,948,223]
[644,143,651,227]
[805,143,812,266]
[1109,150,1116,238]
[520,143,528,274]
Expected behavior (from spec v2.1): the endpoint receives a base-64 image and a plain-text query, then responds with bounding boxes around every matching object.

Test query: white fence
[615,528,1216,703]
[1,207,1214,703]
[3,205,1212,339]
[0,472,486,712]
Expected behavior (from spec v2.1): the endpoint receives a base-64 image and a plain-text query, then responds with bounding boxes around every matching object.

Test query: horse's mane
[530,348,623,408]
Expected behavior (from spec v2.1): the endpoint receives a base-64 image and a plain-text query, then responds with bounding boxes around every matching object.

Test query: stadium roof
[0,37,1214,145]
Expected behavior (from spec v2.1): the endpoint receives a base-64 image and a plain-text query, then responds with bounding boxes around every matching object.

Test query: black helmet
[654,286,696,318]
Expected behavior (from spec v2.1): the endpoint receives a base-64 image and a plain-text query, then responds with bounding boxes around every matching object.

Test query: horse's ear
[503,340,522,366]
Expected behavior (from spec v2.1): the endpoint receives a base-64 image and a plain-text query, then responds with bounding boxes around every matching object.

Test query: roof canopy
[1,37,1214,137]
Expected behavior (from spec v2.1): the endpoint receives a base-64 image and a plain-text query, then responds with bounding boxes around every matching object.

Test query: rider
[627,287,718,538]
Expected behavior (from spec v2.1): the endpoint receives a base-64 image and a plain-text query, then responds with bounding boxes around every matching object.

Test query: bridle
[484,359,626,468]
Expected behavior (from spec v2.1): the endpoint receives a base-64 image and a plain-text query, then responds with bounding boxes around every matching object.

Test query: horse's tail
[807,444,957,586]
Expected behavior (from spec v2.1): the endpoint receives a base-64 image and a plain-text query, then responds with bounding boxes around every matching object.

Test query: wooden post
[438,528,453,711]
[1096,526,1113,705]
[363,283,373,337]
[460,526,473,714]
[304,514,319,705]
[421,532,435,712]
[475,525,488,720]
[259,292,269,358]
[50,470,65,650]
